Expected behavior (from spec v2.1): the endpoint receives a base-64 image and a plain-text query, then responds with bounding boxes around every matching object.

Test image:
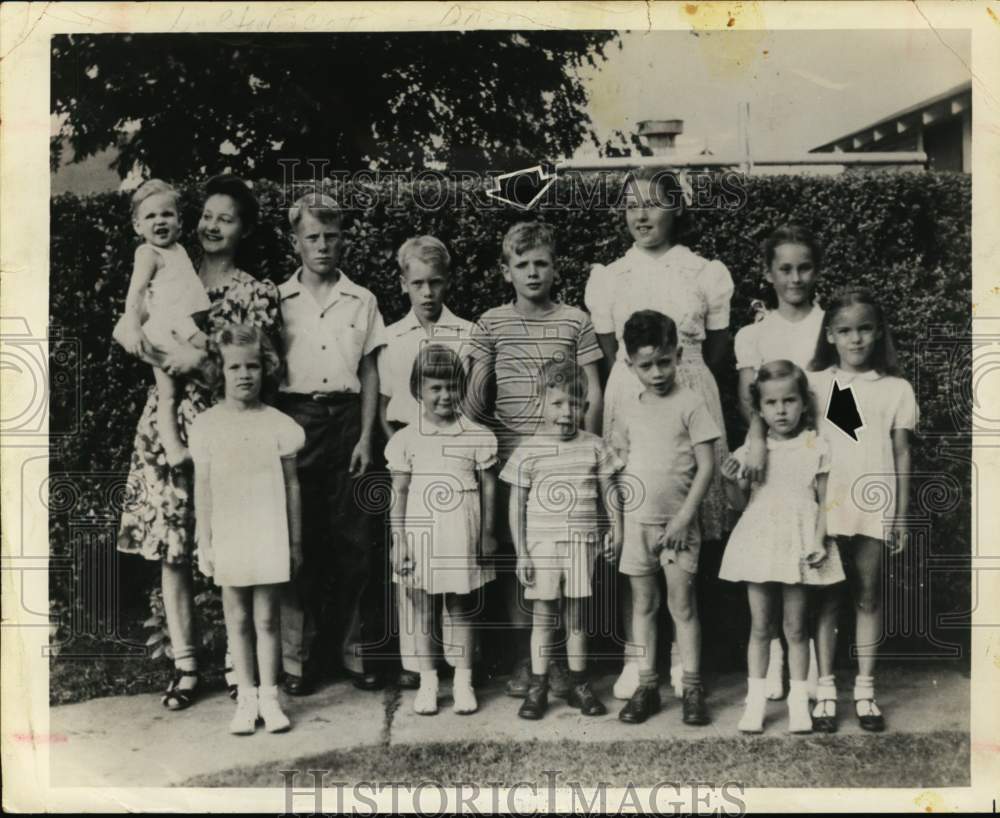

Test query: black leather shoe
[518,681,548,720]
[682,685,710,726]
[352,672,385,692]
[505,659,532,699]
[548,659,572,699]
[397,670,421,690]
[856,699,885,732]
[281,673,313,697]
[565,680,607,716]
[811,699,838,734]
[618,685,661,724]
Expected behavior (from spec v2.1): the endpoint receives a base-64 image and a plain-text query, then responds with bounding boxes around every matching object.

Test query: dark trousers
[277,394,386,678]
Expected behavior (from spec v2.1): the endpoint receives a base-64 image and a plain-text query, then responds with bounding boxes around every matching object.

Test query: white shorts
[523,539,599,601]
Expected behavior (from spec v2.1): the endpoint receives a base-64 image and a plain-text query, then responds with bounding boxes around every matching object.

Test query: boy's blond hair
[397,235,451,276]
[288,192,343,229]
[501,221,556,263]
[131,178,180,218]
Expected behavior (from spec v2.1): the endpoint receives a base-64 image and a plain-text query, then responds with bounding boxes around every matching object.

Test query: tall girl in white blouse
[584,167,735,700]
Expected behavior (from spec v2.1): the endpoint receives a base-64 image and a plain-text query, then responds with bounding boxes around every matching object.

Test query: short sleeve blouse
[584,244,734,352]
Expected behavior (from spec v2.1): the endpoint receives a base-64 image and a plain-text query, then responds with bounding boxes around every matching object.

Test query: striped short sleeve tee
[469,303,603,437]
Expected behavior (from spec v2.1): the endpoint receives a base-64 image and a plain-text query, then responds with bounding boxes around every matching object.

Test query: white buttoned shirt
[378,306,474,425]
[278,268,386,394]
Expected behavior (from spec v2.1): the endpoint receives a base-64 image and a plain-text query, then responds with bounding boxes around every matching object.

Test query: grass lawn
[181,731,969,789]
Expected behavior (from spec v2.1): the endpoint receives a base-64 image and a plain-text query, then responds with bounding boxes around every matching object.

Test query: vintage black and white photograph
[2,1,998,812]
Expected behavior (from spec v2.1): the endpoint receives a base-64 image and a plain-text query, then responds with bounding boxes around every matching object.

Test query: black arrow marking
[486,165,556,210]
[826,379,864,441]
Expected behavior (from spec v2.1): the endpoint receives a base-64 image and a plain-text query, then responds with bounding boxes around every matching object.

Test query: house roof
[811,80,972,153]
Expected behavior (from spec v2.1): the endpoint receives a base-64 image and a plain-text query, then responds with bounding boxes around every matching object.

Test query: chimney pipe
[638,119,684,155]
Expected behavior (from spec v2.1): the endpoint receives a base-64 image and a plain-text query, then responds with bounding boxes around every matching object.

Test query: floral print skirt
[116,382,208,565]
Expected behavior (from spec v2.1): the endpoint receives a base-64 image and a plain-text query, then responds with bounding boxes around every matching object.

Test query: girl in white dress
[115,179,212,470]
[584,167,734,700]
[387,344,499,716]
[807,287,916,734]
[720,360,844,734]
[189,324,305,735]
[734,224,826,700]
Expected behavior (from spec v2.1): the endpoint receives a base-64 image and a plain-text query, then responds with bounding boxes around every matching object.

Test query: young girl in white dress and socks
[720,360,845,733]
[190,324,305,734]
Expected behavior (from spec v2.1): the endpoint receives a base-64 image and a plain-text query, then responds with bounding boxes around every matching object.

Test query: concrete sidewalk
[50,664,968,787]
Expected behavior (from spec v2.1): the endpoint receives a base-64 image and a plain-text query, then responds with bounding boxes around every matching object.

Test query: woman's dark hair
[205,323,283,403]
[808,286,899,375]
[750,359,815,433]
[625,166,696,244]
[761,223,823,269]
[409,343,468,402]
[622,309,679,357]
[204,174,259,235]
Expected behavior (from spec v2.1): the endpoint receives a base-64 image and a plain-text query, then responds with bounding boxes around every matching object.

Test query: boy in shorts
[500,359,623,719]
[613,310,719,726]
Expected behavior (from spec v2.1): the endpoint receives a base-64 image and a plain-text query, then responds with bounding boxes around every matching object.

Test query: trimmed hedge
[49,172,972,663]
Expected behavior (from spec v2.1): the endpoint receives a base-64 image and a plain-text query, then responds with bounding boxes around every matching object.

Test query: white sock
[738,677,767,732]
[853,674,875,701]
[453,668,473,687]
[420,670,439,688]
[787,680,812,732]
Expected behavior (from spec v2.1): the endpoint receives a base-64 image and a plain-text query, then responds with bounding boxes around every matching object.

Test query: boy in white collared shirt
[378,236,474,689]
[277,193,387,695]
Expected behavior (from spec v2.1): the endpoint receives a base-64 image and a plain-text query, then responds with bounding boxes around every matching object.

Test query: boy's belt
[280,391,358,405]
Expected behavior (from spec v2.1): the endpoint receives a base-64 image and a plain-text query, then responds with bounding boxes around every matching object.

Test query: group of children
[121,171,916,738]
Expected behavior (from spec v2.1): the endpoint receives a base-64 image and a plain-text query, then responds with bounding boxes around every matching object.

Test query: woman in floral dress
[117,175,281,710]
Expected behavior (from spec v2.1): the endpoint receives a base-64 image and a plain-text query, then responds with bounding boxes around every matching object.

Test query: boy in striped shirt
[467,222,604,697]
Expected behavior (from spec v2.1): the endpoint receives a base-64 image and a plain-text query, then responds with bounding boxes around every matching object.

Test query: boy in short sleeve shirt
[277,193,387,694]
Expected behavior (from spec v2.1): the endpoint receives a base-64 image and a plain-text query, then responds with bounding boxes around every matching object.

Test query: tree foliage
[51,31,619,179]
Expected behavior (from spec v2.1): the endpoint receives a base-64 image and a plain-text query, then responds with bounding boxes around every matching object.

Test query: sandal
[161,669,200,711]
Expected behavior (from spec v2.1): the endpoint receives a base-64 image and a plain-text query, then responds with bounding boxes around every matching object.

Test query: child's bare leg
[253,585,282,687]
[850,536,884,678]
[153,367,188,467]
[564,597,587,673]
[629,574,661,677]
[811,583,842,728]
[407,588,436,672]
[741,581,775,732]
[745,582,776,679]
[446,592,478,713]
[530,599,558,676]
[254,584,291,731]
[664,564,700,677]
[221,586,256,691]
[814,585,840,677]
[443,592,475,670]
[782,585,810,681]
[408,587,438,713]
[397,584,420,673]
[782,584,813,732]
